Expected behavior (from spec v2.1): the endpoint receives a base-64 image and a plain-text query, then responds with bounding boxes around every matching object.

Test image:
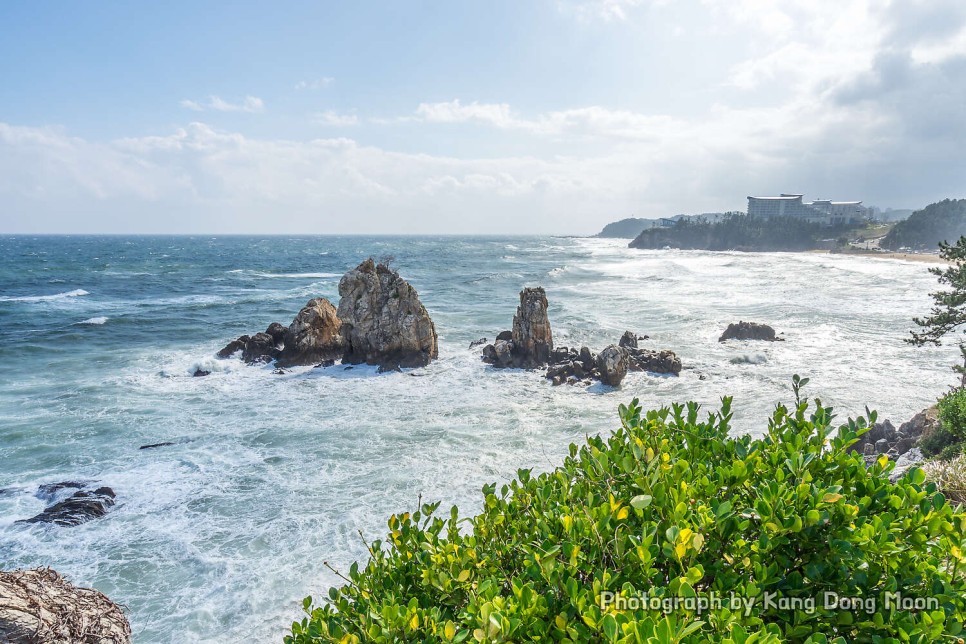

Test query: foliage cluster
[923,455,966,506]
[628,213,847,252]
[880,199,966,251]
[923,388,966,459]
[288,380,966,643]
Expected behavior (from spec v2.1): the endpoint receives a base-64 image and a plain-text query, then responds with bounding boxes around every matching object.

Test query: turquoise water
[0,235,954,642]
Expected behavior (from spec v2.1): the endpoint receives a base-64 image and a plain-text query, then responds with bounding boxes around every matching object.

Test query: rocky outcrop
[597,345,629,386]
[18,486,116,527]
[543,340,682,387]
[217,326,282,365]
[847,406,941,481]
[719,321,781,342]
[338,259,438,369]
[0,568,131,643]
[512,288,553,367]
[275,298,344,368]
[482,288,553,369]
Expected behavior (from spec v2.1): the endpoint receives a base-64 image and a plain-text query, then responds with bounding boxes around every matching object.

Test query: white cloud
[415,100,516,128]
[179,95,265,113]
[559,0,652,21]
[295,77,335,90]
[313,110,359,126]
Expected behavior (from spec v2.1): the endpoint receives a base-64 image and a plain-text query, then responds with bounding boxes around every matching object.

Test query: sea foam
[0,289,90,303]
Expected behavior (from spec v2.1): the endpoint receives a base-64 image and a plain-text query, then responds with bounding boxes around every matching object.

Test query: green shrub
[287,382,966,643]
[938,388,966,445]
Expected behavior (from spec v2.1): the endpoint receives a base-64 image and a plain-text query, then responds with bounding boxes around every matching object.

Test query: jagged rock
[265,322,288,345]
[511,288,553,367]
[241,332,280,364]
[36,482,87,497]
[19,487,116,527]
[0,568,131,643]
[627,348,682,375]
[192,369,210,377]
[719,321,780,342]
[276,298,344,368]
[496,330,513,342]
[597,345,629,386]
[338,259,438,369]
[579,347,595,370]
[619,331,638,349]
[314,359,336,368]
[469,338,488,349]
[216,336,248,359]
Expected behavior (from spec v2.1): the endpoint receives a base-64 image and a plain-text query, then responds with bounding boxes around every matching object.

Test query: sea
[0,235,955,642]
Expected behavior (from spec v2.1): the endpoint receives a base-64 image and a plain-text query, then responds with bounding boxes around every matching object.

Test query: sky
[0,0,964,235]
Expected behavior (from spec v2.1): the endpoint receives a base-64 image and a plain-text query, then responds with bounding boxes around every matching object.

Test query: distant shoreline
[811,249,950,264]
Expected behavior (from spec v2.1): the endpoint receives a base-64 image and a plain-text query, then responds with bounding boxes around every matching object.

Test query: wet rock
[192,369,210,377]
[719,321,780,342]
[216,336,248,359]
[496,330,513,342]
[139,442,175,450]
[469,338,488,349]
[511,288,553,367]
[314,359,336,368]
[265,322,288,345]
[36,482,88,498]
[627,348,682,375]
[338,259,438,369]
[19,487,116,527]
[0,568,132,644]
[619,331,639,349]
[241,332,280,364]
[579,346,595,370]
[276,298,344,368]
[597,345,629,386]
[377,363,402,373]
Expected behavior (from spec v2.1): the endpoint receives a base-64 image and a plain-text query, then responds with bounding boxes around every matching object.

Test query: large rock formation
[0,568,131,643]
[338,259,438,369]
[18,486,116,527]
[719,321,781,342]
[596,345,629,386]
[512,288,553,367]
[275,298,344,368]
[482,288,553,369]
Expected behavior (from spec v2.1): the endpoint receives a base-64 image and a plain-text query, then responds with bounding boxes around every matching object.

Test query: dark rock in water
[192,368,211,377]
[469,337,488,349]
[551,346,570,363]
[496,330,513,342]
[597,345,629,386]
[19,487,116,527]
[338,259,438,369]
[719,321,780,342]
[579,346,595,370]
[242,332,281,364]
[276,298,344,368]
[512,288,553,367]
[265,321,288,345]
[314,359,336,368]
[36,481,89,499]
[216,335,249,359]
[272,368,287,375]
[626,348,682,375]
[0,568,132,643]
[377,363,402,373]
[139,442,175,450]
[619,331,639,349]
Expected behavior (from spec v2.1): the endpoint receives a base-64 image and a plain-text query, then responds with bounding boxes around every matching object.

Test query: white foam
[0,289,89,303]
[78,317,109,325]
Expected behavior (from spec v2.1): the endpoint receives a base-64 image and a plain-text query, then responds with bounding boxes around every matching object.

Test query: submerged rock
[719,321,780,342]
[19,487,116,527]
[139,442,175,450]
[0,568,131,643]
[276,298,344,368]
[597,345,629,386]
[338,259,438,369]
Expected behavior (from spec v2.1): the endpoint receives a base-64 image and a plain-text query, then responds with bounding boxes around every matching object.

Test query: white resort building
[746,194,868,225]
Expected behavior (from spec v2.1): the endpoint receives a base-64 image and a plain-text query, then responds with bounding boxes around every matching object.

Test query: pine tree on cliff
[909,235,966,386]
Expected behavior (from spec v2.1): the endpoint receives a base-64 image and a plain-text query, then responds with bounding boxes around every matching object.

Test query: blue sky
[1,0,965,234]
